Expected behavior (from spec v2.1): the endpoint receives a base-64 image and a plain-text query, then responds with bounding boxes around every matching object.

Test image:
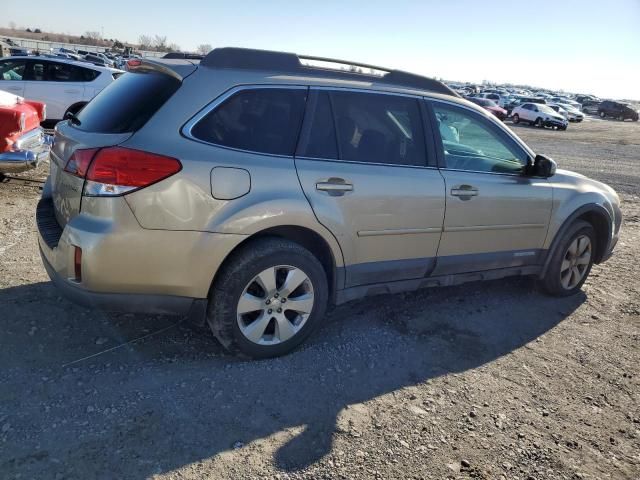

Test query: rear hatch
[49,61,192,228]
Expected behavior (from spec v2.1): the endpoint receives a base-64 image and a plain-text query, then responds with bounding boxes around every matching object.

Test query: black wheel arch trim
[540,203,612,278]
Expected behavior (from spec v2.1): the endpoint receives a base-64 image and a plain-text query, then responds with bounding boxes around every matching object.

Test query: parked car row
[1,39,137,70]
[450,82,638,124]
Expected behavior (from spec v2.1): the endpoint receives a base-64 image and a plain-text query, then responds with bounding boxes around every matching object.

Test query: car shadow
[0,277,585,478]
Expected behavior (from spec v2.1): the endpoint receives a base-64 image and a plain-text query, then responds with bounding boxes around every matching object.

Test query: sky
[4,0,640,99]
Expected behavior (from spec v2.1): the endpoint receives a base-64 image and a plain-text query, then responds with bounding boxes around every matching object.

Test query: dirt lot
[1,117,639,480]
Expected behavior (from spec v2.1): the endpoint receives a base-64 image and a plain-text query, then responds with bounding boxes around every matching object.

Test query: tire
[207,237,328,358]
[512,114,520,124]
[535,117,544,128]
[599,111,606,118]
[559,126,567,131]
[539,220,596,297]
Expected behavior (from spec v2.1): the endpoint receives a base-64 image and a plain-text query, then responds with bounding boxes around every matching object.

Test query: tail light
[63,147,181,196]
[24,101,46,122]
[64,148,99,178]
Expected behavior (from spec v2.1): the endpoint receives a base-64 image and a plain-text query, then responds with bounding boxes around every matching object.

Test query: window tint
[24,61,95,82]
[296,91,338,159]
[329,91,426,166]
[191,88,307,156]
[79,67,100,82]
[0,60,27,81]
[433,102,527,174]
[75,71,180,133]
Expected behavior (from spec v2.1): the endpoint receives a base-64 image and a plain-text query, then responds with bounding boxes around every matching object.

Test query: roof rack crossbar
[201,48,459,97]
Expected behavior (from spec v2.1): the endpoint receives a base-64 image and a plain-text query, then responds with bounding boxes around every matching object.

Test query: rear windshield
[75,71,180,133]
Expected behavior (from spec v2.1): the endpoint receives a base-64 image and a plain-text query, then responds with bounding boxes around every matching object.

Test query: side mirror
[530,154,557,178]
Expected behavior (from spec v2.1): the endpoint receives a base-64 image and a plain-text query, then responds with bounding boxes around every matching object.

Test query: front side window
[433,102,528,174]
[191,88,307,156]
[306,90,426,166]
[0,60,27,81]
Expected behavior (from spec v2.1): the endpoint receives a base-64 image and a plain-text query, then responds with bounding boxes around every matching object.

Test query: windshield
[75,71,180,133]
[537,105,558,115]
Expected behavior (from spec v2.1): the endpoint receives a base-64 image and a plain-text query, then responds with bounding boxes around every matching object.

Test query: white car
[549,96,582,110]
[548,103,569,119]
[511,103,569,130]
[477,92,510,108]
[557,103,585,122]
[0,56,124,123]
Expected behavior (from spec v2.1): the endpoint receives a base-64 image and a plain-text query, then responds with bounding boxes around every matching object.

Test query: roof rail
[201,47,459,97]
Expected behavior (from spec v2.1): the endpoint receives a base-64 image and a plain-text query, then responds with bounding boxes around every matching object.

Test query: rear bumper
[36,194,247,315]
[40,245,200,316]
[0,128,52,173]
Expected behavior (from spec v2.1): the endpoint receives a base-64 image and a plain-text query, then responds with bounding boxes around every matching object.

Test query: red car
[0,90,52,174]
[467,96,508,121]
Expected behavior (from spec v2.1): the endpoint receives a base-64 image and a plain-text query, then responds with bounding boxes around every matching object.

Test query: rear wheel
[540,220,596,296]
[207,237,328,358]
[512,114,520,124]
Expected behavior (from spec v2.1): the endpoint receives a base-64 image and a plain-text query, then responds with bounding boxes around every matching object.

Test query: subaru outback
[37,48,622,358]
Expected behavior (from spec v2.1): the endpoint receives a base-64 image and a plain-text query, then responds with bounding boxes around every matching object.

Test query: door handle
[6,86,22,91]
[64,89,80,94]
[316,178,353,196]
[450,184,479,198]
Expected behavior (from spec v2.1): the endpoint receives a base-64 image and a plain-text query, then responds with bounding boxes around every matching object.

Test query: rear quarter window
[74,71,180,133]
[189,88,307,156]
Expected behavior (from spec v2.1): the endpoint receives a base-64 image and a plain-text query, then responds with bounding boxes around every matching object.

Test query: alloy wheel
[236,265,315,345]
[560,235,592,290]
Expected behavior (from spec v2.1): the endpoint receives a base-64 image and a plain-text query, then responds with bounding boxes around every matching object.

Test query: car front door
[23,60,85,120]
[295,89,445,288]
[428,99,552,274]
[0,58,27,96]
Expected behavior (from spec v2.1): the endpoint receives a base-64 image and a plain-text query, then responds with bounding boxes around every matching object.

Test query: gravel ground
[1,116,639,480]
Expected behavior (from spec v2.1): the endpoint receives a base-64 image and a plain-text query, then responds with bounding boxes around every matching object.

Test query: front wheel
[539,220,596,296]
[207,238,328,358]
[512,114,520,124]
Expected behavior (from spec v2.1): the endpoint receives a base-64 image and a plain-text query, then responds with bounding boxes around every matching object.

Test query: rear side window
[79,67,101,82]
[0,60,27,80]
[75,71,180,133]
[328,91,426,166]
[190,88,307,156]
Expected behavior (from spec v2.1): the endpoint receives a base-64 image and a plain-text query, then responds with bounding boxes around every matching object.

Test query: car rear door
[428,99,552,274]
[23,60,85,120]
[295,89,445,288]
[0,58,27,96]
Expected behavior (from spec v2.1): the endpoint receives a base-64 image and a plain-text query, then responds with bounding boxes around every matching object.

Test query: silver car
[37,48,622,358]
